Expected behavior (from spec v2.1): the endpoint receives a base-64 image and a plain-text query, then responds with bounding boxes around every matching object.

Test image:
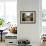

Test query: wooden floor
[0,41,5,46]
[0,41,46,46]
[41,42,46,46]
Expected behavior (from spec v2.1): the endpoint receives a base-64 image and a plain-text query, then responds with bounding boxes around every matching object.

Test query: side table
[0,30,3,42]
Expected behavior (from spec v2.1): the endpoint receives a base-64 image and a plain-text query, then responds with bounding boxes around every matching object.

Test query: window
[0,1,4,17]
[5,1,17,25]
[42,0,46,33]
[42,0,46,26]
[0,0,17,26]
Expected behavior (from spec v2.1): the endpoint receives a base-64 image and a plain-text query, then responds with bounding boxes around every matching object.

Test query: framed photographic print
[20,11,36,24]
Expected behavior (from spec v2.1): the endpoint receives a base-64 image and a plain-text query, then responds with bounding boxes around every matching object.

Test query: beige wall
[17,0,42,46]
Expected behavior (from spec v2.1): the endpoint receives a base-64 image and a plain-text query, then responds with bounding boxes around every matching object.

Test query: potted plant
[0,18,5,27]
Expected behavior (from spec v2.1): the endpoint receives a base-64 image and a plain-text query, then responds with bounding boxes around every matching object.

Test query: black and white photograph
[20,11,36,24]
